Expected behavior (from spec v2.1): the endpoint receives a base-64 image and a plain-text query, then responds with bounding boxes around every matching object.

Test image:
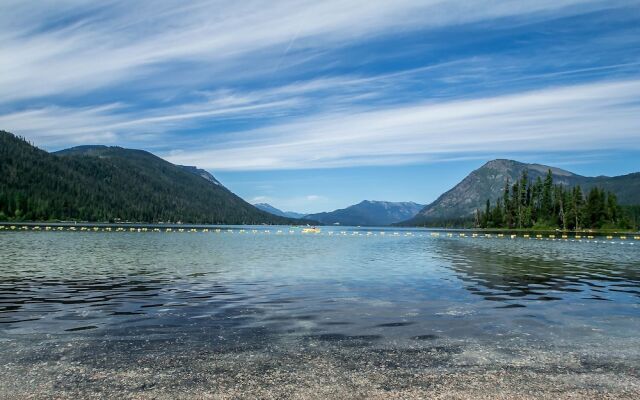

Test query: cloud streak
[1,0,639,174]
[164,78,640,170]
[0,0,626,104]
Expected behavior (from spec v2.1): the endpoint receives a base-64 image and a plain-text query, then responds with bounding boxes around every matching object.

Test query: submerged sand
[1,336,638,399]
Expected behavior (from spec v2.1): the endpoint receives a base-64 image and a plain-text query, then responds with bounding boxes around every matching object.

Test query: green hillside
[0,130,307,225]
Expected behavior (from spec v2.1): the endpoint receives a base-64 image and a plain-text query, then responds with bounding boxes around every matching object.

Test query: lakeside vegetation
[475,170,635,231]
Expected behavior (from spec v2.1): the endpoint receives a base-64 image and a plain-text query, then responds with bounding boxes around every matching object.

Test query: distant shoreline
[1,221,638,236]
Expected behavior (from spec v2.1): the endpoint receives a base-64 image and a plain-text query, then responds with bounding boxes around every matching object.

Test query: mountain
[0,130,309,224]
[306,200,425,226]
[178,165,223,187]
[404,159,640,225]
[253,203,307,219]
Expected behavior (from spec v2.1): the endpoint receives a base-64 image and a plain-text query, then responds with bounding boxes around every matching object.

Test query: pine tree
[541,169,553,221]
[606,192,620,225]
[557,186,566,230]
[572,186,584,229]
[531,176,542,223]
[503,178,513,228]
[585,187,605,228]
[484,199,491,228]
[492,199,504,227]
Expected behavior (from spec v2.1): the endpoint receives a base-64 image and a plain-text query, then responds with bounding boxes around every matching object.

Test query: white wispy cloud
[0,0,623,103]
[0,96,300,147]
[5,54,638,149]
[0,104,125,144]
[0,58,475,146]
[1,0,639,171]
[164,78,640,170]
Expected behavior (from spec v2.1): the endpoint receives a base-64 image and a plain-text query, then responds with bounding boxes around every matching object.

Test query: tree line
[476,170,633,230]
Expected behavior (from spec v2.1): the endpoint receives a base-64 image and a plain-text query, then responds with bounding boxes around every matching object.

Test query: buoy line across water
[0,224,637,245]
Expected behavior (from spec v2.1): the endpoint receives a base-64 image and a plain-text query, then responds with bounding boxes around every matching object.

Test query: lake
[1,227,639,398]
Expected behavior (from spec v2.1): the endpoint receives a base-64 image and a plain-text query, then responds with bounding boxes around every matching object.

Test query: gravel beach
[2,335,638,399]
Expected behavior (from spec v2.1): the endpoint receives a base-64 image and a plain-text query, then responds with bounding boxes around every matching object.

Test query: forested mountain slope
[0,130,307,224]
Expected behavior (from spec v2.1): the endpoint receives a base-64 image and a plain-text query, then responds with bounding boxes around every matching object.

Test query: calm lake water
[1,227,639,398]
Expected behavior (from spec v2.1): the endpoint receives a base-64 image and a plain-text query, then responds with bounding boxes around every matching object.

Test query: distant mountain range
[254,203,307,219]
[255,201,425,226]
[2,130,637,227]
[304,200,425,226]
[0,130,310,224]
[403,159,640,226]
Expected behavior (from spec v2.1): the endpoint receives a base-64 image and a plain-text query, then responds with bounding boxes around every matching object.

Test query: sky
[1,1,639,213]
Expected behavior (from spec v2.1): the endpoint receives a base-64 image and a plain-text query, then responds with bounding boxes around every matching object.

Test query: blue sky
[1,1,639,213]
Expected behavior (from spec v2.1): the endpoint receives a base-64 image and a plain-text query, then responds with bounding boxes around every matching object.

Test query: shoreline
[1,221,638,236]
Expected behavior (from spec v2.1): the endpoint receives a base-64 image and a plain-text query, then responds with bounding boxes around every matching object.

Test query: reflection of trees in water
[432,239,640,304]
